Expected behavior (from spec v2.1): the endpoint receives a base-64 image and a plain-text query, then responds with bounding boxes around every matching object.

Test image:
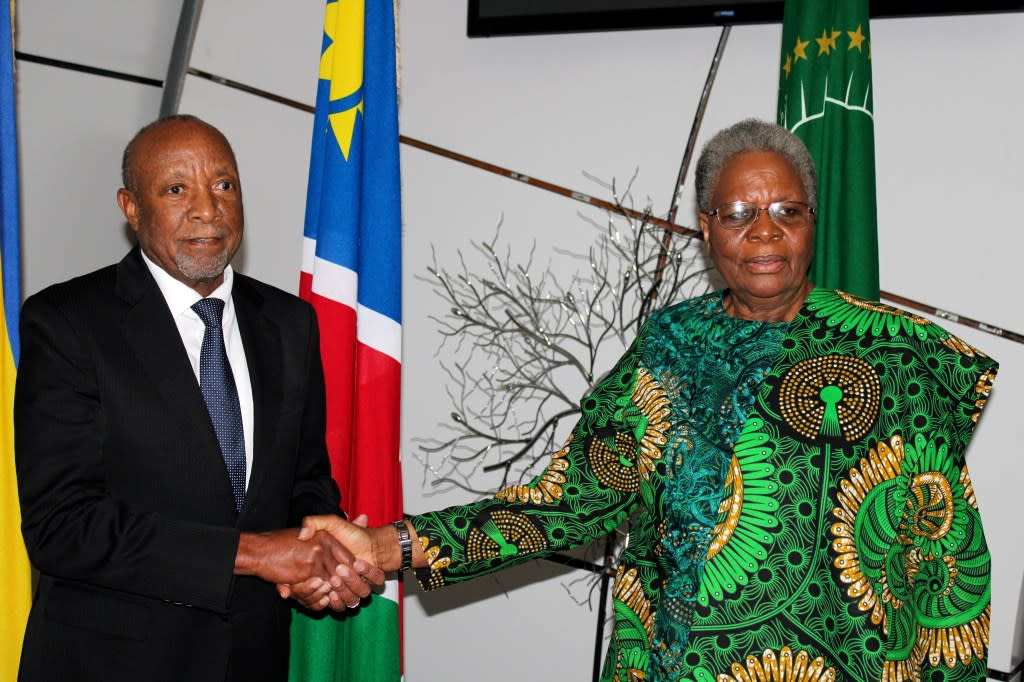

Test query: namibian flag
[290,1,403,681]
[2,3,32,678]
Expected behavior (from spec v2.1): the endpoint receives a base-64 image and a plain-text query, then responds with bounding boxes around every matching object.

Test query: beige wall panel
[873,13,1024,333]
[190,0,324,107]
[17,62,162,297]
[15,0,181,81]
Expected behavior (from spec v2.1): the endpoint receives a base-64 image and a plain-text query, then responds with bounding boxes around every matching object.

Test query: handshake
[237,515,402,612]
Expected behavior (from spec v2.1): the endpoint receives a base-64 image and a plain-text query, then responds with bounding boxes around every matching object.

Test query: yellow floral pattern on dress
[941,333,987,358]
[838,290,934,327]
[972,368,996,422]
[831,434,906,629]
[831,432,991,679]
[417,533,451,590]
[613,566,657,642]
[919,605,990,669]
[697,417,780,606]
[611,566,656,682]
[703,646,837,682]
[588,368,669,491]
[959,468,978,510]
[631,368,671,480]
[707,455,744,560]
[807,289,936,342]
[496,435,571,505]
[880,654,926,682]
[589,433,646,492]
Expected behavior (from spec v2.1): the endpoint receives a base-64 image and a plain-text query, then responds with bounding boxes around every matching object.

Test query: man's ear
[116,188,140,233]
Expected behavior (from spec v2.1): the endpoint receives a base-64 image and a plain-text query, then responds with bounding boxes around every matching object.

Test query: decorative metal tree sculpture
[414,188,714,601]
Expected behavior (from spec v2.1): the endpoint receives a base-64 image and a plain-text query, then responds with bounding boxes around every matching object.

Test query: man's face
[117,120,244,296]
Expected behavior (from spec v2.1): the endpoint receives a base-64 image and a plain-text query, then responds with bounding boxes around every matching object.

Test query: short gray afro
[694,118,817,213]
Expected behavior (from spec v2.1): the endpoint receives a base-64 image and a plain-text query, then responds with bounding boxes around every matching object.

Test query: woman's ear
[698,213,711,243]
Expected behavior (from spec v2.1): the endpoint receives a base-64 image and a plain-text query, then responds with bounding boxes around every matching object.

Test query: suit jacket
[15,249,342,682]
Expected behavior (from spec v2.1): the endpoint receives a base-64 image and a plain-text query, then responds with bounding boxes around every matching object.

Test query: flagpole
[666,26,731,227]
[638,24,731,326]
[159,0,203,117]
[592,25,734,681]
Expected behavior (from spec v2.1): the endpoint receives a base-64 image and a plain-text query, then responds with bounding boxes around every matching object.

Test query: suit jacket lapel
[232,277,283,517]
[114,249,238,511]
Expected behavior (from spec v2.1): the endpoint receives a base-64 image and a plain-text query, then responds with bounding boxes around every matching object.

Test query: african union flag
[777,0,879,301]
[2,2,32,678]
[290,2,403,681]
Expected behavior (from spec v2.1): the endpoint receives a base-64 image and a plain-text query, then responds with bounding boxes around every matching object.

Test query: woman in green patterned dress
[295,119,997,682]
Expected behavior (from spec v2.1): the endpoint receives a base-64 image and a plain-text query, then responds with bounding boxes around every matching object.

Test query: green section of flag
[289,595,401,682]
[777,0,879,301]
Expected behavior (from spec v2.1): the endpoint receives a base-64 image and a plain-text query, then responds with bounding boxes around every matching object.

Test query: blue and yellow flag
[2,2,32,678]
[291,1,403,681]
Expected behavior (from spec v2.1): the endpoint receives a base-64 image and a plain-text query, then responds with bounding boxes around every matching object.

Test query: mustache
[181,227,229,240]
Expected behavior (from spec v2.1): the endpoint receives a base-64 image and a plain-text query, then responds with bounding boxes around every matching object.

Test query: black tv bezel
[467,0,1024,37]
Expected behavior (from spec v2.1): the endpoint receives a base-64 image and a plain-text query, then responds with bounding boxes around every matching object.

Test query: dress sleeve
[885,334,996,679]
[409,319,670,590]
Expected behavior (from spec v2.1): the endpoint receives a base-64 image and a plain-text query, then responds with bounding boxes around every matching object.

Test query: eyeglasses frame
[702,200,817,231]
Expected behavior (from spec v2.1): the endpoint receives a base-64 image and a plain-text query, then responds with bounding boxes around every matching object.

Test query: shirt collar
[140,249,234,316]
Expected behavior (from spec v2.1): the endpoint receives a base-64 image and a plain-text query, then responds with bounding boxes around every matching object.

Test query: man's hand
[277,514,385,611]
[235,524,352,585]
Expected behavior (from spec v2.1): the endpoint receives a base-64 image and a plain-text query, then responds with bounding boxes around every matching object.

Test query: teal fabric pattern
[644,294,787,676]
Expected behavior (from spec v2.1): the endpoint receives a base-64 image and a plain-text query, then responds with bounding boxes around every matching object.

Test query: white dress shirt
[141,252,255,490]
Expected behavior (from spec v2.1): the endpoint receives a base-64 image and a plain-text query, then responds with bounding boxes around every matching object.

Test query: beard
[176,248,230,283]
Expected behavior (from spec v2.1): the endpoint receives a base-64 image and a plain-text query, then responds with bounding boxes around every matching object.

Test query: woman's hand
[276,514,385,611]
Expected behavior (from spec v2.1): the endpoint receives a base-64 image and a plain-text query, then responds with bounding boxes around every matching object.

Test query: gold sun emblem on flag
[321,0,364,160]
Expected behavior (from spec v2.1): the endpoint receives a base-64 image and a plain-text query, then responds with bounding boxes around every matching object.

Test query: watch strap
[392,519,412,572]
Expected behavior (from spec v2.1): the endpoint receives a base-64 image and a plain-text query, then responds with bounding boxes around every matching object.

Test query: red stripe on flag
[303,285,402,526]
[306,287,404,651]
[349,342,402,525]
[307,292,356,503]
[298,270,313,302]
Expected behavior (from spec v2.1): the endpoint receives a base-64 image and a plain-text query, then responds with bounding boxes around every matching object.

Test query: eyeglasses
[703,201,815,231]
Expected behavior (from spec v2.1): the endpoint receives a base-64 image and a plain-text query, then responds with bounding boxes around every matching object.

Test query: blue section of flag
[1,4,21,364]
[304,1,401,326]
[328,89,363,114]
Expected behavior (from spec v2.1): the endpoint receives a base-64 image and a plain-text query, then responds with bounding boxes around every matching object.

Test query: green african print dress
[409,289,996,682]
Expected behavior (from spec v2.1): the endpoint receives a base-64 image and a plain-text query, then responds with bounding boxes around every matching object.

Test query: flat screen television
[468,0,1024,37]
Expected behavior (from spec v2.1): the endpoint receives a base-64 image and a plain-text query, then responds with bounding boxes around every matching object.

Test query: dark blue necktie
[192,297,246,511]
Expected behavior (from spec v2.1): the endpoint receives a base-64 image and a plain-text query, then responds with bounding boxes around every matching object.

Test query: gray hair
[694,118,817,212]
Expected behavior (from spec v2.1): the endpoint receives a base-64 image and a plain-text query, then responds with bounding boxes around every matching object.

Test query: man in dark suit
[14,115,381,681]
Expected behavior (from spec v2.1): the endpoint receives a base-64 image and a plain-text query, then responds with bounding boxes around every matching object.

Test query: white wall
[14,2,1024,680]
[15,0,179,297]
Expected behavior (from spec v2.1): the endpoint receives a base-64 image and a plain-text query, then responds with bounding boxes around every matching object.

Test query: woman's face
[699,150,814,317]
